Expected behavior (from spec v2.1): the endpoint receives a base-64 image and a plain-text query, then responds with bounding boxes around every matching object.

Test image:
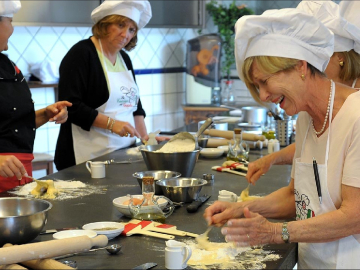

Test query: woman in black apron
[0,1,72,192]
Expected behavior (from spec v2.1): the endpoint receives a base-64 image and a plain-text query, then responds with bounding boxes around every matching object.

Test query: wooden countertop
[1,144,297,269]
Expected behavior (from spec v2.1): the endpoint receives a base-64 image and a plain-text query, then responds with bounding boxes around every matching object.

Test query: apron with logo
[72,42,138,165]
[295,81,360,268]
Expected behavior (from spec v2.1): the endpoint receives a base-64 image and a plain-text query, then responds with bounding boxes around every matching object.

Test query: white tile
[26,26,40,37]
[147,55,163,69]
[46,88,56,104]
[131,56,146,70]
[22,41,47,66]
[136,39,155,68]
[48,42,69,66]
[147,29,165,52]
[152,94,166,115]
[173,40,186,67]
[144,115,153,133]
[164,74,177,94]
[177,93,186,111]
[10,27,32,54]
[165,113,177,131]
[30,88,47,105]
[165,93,178,114]
[140,95,153,116]
[34,27,58,54]
[152,74,166,95]
[136,75,153,96]
[156,40,171,66]
[59,27,83,50]
[153,114,167,131]
[33,170,47,179]
[33,129,49,153]
[177,73,186,94]
[174,111,185,129]
[76,27,91,39]
[52,27,66,37]
[165,54,181,68]
[48,127,60,152]
[5,45,20,63]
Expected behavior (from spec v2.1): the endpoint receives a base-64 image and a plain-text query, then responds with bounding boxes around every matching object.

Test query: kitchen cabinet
[13,1,100,26]
[13,0,204,28]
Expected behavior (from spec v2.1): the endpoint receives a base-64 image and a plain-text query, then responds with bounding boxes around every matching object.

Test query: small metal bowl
[0,197,52,246]
[133,170,181,195]
[156,178,207,202]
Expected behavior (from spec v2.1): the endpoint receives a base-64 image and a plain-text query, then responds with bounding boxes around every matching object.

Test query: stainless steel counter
[2,145,297,269]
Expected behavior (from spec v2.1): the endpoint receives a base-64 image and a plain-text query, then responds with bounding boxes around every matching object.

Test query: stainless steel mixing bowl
[156,178,207,202]
[0,197,52,246]
[139,145,200,177]
[133,170,181,195]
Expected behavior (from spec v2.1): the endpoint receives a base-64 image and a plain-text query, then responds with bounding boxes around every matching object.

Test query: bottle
[227,128,250,162]
[221,80,234,105]
[211,87,221,105]
[129,177,174,223]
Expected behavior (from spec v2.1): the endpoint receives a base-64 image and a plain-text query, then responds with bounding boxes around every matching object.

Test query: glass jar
[129,177,174,223]
[221,80,235,105]
[227,128,250,162]
[211,87,221,105]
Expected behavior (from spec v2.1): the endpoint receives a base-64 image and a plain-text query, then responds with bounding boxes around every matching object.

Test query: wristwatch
[281,222,290,243]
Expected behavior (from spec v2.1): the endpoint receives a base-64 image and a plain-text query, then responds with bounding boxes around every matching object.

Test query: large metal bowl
[156,178,207,202]
[133,170,181,195]
[0,197,52,246]
[139,145,200,177]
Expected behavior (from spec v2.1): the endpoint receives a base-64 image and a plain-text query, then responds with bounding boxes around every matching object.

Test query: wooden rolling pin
[203,129,266,141]
[3,244,74,269]
[207,138,265,149]
[0,235,108,265]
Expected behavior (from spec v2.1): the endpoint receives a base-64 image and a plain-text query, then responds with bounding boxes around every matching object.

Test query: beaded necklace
[312,80,333,136]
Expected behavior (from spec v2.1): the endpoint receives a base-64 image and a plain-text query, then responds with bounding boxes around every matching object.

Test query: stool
[32,153,54,175]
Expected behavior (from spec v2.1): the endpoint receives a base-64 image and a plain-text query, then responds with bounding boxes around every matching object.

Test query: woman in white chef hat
[55,0,159,170]
[204,8,360,269]
[246,1,360,185]
[0,0,71,192]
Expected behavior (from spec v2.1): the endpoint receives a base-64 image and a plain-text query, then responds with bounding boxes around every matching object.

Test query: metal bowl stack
[156,178,207,202]
[133,170,181,195]
[139,145,200,177]
[0,197,52,246]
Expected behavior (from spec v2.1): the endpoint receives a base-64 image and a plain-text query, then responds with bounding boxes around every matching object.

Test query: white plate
[53,229,97,240]
[82,222,124,240]
[217,145,229,155]
[200,148,224,158]
[113,195,168,217]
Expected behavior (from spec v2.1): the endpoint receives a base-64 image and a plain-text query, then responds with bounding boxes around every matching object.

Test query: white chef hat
[0,0,21,18]
[234,8,334,82]
[297,1,360,54]
[91,0,152,29]
[339,1,360,30]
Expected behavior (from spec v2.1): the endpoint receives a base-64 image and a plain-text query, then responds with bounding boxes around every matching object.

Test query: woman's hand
[112,120,141,138]
[221,207,282,247]
[204,201,246,227]
[45,101,72,124]
[246,155,273,184]
[0,155,27,180]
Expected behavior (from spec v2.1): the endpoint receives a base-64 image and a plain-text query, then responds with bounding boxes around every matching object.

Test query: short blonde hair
[339,50,360,82]
[92,15,138,51]
[242,56,323,104]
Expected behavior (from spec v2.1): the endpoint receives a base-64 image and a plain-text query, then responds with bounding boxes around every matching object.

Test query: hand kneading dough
[31,180,58,199]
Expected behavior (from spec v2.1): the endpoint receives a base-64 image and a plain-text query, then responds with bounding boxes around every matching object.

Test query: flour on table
[9,179,107,200]
[126,146,142,156]
[155,138,195,153]
[183,239,281,269]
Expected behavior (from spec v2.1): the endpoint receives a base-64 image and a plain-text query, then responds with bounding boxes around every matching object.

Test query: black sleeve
[58,40,108,131]
[120,50,146,118]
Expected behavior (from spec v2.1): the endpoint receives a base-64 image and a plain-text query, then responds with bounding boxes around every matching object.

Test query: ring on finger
[247,234,250,239]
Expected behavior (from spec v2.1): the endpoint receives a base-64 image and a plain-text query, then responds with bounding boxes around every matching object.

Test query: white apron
[72,42,138,164]
[295,81,360,269]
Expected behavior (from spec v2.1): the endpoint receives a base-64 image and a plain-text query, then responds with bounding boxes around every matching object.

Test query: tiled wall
[6,0,301,177]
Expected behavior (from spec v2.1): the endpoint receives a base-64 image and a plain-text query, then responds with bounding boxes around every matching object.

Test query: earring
[339,61,344,67]
[301,74,305,80]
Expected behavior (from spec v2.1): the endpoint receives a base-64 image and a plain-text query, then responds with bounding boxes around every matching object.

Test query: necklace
[312,81,333,135]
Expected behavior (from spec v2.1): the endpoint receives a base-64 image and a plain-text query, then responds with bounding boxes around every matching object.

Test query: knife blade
[132,262,157,270]
[186,195,211,213]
